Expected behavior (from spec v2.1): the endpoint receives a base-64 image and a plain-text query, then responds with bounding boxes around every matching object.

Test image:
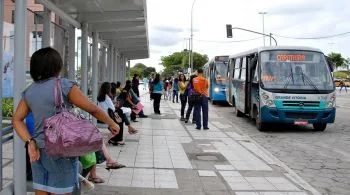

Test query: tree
[328,53,347,69]
[143,67,156,78]
[129,63,156,79]
[160,50,209,76]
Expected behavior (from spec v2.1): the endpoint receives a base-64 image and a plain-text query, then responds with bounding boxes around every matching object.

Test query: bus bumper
[211,90,226,101]
[260,106,336,124]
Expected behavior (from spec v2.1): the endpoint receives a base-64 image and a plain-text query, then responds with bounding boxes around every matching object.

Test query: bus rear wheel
[313,123,327,131]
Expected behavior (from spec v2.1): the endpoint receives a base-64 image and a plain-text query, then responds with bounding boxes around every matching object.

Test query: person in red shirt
[192,68,209,130]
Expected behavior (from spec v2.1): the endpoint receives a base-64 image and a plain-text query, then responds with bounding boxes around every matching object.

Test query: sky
[131,0,350,71]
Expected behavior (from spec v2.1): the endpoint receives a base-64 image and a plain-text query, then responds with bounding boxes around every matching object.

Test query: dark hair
[178,74,186,82]
[116,81,121,88]
[152,73,161,84]
[111,82,117,99]
[30,47,63,82]
[124,80,132,92]
[189,75,198,87]
[97,82,111,102]
[197,68,203,74]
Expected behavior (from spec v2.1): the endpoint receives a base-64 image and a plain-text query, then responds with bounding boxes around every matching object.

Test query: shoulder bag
[43,79,103,157]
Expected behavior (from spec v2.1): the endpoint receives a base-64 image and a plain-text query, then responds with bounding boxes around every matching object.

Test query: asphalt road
[211,92,350,195]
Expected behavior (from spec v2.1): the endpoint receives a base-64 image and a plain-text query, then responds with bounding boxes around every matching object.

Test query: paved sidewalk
[87,91,320,195]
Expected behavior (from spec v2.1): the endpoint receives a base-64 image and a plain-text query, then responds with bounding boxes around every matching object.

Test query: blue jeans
[194,97,209,128]
[173,90,178,102]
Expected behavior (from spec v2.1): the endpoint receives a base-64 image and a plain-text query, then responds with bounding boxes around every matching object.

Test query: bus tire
[255,109,266,131]
[235,107,244,117]
[313,123,327,131]
[211,99,217,105]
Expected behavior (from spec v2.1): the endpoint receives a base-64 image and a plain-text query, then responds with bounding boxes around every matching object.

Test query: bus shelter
[0,0,149,194]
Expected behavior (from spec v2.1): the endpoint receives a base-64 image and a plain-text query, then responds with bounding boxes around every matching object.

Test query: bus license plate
[294,120,308,125]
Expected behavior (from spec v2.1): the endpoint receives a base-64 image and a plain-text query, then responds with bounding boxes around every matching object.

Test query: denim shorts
[31,149,78,194]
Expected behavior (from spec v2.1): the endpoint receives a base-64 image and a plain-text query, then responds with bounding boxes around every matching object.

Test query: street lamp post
[258,12,267,46]
[190,0,197,73]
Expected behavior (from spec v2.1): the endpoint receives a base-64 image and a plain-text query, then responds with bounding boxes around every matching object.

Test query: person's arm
[68,86,119,134]
[13,100,40,162]
[12,100,32,144]
[126,94,136,107]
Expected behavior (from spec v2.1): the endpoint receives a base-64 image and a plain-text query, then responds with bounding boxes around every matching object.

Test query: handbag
[43,79,103,157]
[108,108,122,123]
[190,93,203,105]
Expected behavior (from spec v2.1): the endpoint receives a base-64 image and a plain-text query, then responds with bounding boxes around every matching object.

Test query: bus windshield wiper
[301,72,319,93]
[283,66,294,91]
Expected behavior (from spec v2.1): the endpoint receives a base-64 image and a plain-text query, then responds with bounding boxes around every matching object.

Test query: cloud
[153,25,184,33]
[268,0,324,15]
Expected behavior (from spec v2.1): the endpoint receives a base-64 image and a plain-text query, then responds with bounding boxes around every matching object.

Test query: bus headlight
[214,87,220,92]
[266,100,274,107]
[327,96,336,108]
[261,91,275,107]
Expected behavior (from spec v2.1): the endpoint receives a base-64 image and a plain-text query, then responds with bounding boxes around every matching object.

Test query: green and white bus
[226,46,336,131]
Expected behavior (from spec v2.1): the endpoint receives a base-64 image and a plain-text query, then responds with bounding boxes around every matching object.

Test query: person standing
[185,75,197,124]
[151,73,164,114]
[178,74,187,120]
[339,79,348,93]
[173,78,179,103]
[12,47,120,194]
[132,74,140,97]
[193,69,209,130]
[143,77,149,90]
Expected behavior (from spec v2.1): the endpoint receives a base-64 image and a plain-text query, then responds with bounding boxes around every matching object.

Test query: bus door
[226,59,234,104]
[237,57,248,113]
[247,54,258,116]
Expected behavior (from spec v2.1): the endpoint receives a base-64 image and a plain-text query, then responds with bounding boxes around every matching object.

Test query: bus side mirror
[325,56,335,72]
[226,24,233,38]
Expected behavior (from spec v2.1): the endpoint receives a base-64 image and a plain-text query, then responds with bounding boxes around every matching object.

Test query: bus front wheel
[255,109,266,131]
[313,123,327,131]
[235,107,244,117]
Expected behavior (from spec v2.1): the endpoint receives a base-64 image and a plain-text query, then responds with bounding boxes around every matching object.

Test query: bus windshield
[260,50,334,92]
[214,62,227,85]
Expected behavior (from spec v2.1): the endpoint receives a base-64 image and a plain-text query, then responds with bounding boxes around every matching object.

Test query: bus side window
[241,57,247,80]
[253,64,258,82]
[234,58,241,79]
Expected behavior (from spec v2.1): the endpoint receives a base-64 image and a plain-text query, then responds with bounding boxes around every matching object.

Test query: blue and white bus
[203,56,229,104]
[226,46,336,131]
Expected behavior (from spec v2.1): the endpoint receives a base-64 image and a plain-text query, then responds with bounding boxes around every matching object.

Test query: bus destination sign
[276,54,306,61]
[215,56,229,62]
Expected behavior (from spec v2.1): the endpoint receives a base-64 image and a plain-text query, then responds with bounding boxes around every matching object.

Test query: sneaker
[184,119,188,123]
[195,127,201,130]
[192,120,196,124]
[203,127,209,130]
[180,117,185,121]
[79,175,95,192]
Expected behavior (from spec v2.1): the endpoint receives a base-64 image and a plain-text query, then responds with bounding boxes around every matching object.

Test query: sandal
[88,176,105,184]
[128,126,138,134]
[106,162,126,171]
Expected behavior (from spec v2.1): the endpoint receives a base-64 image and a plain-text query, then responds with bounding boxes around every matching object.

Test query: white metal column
[68,25,75,80]
[0,0,4,190]
[111,47,115,82]
[107,44,113,82]
[92,32,99,124]
[42,7,51,47]
[113,50,118,82]
[128,59,131,82]
[14,0,27,194]
[120,56,125,83]
[81,23,88,95]
[92,32,99,102]
[116,55,121,82]
[99,47,106,84]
